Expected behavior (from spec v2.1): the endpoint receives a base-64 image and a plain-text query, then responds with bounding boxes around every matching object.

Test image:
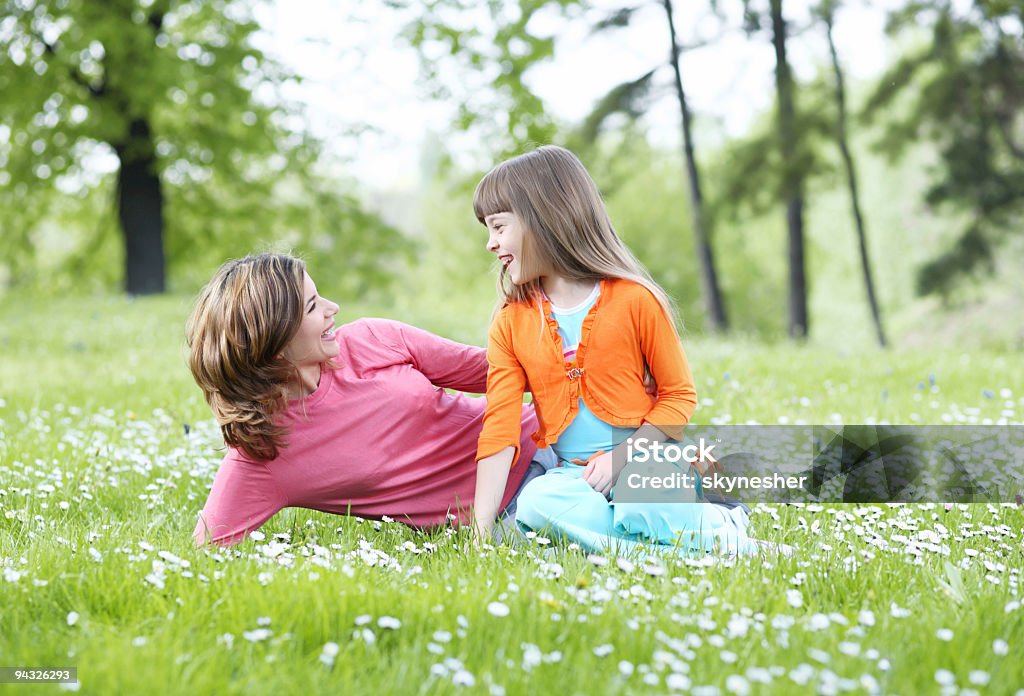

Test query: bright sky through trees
[256,0,898,189]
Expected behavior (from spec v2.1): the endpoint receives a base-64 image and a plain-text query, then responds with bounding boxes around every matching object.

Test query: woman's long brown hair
[185,253,306,460]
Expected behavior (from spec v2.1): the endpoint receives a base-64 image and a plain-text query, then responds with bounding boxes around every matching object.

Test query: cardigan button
[566,367,584,380]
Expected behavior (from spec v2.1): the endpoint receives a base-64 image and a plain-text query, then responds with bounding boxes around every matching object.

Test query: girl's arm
[634,291,698,440]
[474,311,529,538]
[476,312,529,465]
[583,290,699,496]
[583,422,675,496]
[473,446,515,539]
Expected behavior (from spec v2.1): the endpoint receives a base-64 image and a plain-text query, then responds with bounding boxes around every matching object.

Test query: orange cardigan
[477,278,698,467]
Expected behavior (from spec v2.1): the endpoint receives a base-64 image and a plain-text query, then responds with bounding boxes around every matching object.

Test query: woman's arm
[193,452,287,547]
[365,319,489,393]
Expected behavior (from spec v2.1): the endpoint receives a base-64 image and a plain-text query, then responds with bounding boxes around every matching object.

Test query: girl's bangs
[473,165,515,222]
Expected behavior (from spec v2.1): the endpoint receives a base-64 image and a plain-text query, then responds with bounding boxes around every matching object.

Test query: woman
[187,253,551,546]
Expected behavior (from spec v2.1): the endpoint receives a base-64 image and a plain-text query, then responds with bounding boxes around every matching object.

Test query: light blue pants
[514,465,758,556]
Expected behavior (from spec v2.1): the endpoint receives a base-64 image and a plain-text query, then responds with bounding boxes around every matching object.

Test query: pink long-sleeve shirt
[193,318,537,546]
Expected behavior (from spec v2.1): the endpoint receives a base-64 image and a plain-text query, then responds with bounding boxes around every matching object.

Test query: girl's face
[281,272,340,368]
[484,211,531,285]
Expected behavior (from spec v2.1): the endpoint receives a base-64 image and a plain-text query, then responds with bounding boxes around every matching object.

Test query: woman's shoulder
[221,444,273,469]
[334,317,408,354]
[339,316,400,340]
[332,317,436,371]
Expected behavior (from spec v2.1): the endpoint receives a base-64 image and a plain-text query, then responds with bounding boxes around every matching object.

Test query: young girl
[471,145,756,555]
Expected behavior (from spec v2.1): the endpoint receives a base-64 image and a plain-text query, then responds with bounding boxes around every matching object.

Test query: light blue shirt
[547,284,632,463]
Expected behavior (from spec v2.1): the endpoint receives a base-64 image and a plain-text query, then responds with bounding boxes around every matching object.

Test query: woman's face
[281,272,340,368]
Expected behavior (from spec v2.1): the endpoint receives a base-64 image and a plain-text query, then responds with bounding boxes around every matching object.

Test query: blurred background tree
[575,0,730,332]
[0,0,407,295]
[715,0,889,347]
[1,0,1021,349]
[401,0,734,332]
[864,0,1024,302]
[398,0,579,167]
[739,0,810,339]
[814,0,886,348]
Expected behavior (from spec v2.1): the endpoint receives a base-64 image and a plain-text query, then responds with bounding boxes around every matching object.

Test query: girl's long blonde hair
[473,145,679,326]
[185,253,307,460]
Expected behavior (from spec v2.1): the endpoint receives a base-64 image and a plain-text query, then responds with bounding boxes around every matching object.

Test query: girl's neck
[541,274,599,308]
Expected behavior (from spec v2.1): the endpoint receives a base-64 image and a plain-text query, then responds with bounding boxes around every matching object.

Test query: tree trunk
[115,117,165,295]
[662,0,729,332]
[825,13,887,348]
[770,0,808,339]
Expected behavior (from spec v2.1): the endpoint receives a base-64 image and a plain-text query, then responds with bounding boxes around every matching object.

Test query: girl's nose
[486,235,499,252]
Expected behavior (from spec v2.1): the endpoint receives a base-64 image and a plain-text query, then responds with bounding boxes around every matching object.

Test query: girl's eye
[307,302,316,314]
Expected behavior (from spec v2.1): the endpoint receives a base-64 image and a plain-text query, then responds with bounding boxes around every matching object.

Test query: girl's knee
[515,473,588,530]
[613,502,710,546]
[514,478,556,530]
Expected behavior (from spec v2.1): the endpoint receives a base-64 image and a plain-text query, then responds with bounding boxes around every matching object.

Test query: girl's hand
[473,515,495,545]
[580,450,615,498]
[643,370,658,396]
[473,447,514,545]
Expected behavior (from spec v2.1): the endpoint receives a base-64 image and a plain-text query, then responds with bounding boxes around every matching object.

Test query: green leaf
[936,560,968,605]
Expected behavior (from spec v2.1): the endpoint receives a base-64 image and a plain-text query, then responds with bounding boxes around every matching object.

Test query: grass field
[1,293,1022,695]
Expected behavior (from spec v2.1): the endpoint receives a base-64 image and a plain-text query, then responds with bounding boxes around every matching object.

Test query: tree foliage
[396,0,581,165]
[574,1,731,331]
[730,0,815,338]
[0,0,407,294]
[864,0,1024,298]
[813,0,887,347]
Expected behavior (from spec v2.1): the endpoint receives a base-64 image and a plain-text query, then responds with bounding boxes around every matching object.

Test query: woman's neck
[541,274,599,308]
[284,363,322,401]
